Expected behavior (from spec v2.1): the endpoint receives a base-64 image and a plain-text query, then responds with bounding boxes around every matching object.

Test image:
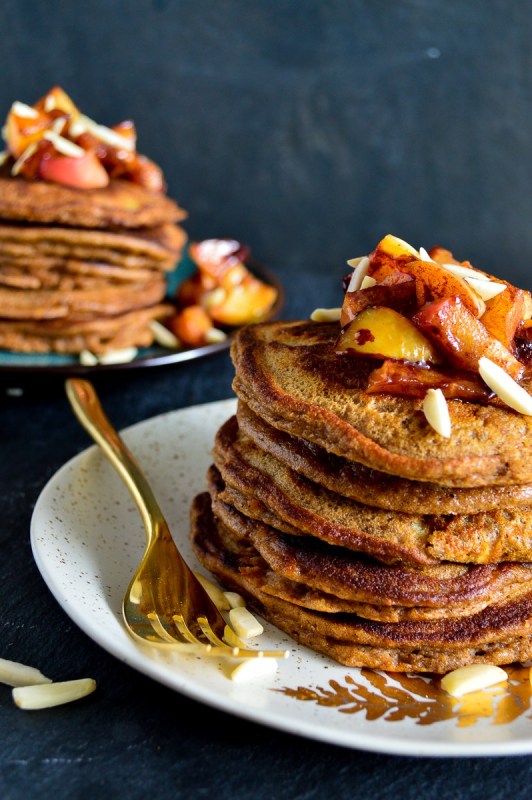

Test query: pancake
[237,401,532,514]
[207,467,532,622]
[0,223,186,270]
[0,174,187,229]
[191,492,532,672]
[0,276,166,320]
[213,417,532,565]
[0,260,161,291]
[231,321,532,487]
[0,303,173,353]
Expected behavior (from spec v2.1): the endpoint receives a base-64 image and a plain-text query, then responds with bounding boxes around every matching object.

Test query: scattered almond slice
[204,328,227,344]
[149,320,179,349]
[223,591,246,609]
[0,657,52,688]
[13,678,96,710]
[79,349,99,367]
[193,571,231,611]
[228,607,264,639]
[347,256,370,292]
[423,388,451,437]
[478,356,532,415]
[310,307,341,322]
[229,657,278,684]
[97,347,138,365]
[441,664,507,697]
[0,150,9,166]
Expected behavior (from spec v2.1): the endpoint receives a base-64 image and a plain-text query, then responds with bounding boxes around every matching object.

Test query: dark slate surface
[1,1,532,797]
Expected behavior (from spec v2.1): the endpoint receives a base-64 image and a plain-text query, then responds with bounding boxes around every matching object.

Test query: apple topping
[164,239,278,347]
[1,87,165,192]
[331,234,532,423]
[336,306,441,363]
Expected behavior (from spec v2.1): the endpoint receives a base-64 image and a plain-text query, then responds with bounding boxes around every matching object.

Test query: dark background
[3,0,531,298]
[2,2,532,798]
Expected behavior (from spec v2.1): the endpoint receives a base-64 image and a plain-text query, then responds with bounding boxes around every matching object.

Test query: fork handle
[65,378,164,543]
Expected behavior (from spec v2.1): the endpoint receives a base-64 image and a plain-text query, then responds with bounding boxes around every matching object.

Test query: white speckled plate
[31,399,532,757]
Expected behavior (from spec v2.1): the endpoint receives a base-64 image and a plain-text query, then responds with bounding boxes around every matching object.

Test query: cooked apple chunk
[481,285,532,350]
[340,275,416,328]
[336,306,441,363]
[413,297,524,379]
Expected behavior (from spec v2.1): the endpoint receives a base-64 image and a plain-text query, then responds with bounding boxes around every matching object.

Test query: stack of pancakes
[0,173,187,354]
[191,320,532,672]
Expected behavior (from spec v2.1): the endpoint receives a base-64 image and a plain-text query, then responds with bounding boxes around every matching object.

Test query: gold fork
[65,378,286,660]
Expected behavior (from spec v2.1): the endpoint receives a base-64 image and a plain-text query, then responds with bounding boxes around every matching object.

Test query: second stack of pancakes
[0,174,187,354]
[191,320,532,673]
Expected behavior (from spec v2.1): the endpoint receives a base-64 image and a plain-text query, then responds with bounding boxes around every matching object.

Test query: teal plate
[0,254,284,375]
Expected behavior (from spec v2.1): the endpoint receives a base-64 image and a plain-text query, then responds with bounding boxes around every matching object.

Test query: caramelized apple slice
[413,297,524,379]
[481,285,532,349]
[340,276,416,328]
[369,234,419,272]
[208,274,277,326]
[5,106,51,158]
[336,306,441,363]
[366,360,497,403]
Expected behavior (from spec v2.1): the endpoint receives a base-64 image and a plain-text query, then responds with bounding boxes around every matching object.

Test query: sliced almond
[229,658,278,684]
[360,275,377,290]
[204,328,227,344]
[11,101,38,119]
[464,277,506,301]
[79,349,99,367]
[441,664,507,697]
[0,150,9,166]
[149,320,179,349]
[441,262,491,281]
[193,571,230,611]
[423,388,451,438]
[0,657,52,688]
[347,256,370,293]
[42,130,85,158]
[310,307,341,322]
[346,256,364,269]
[13,678,96,709]
[11,142,38,176]
[228,607,264,639]
[77,114,136,151]
[418,246,435,262]
[478,357,532,415]
[97,347,138,365]
[224,591,246,609]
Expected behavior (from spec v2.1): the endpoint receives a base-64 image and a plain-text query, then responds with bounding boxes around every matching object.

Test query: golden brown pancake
[0,174,187,229]
[231,321,532,487]
[0,223,186,270]
[191,492,532,672]
[207,468,532,622]
[0,303,173,353]
[0,276,166,320]
[237,401,532,514]
[213,417,532,565]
